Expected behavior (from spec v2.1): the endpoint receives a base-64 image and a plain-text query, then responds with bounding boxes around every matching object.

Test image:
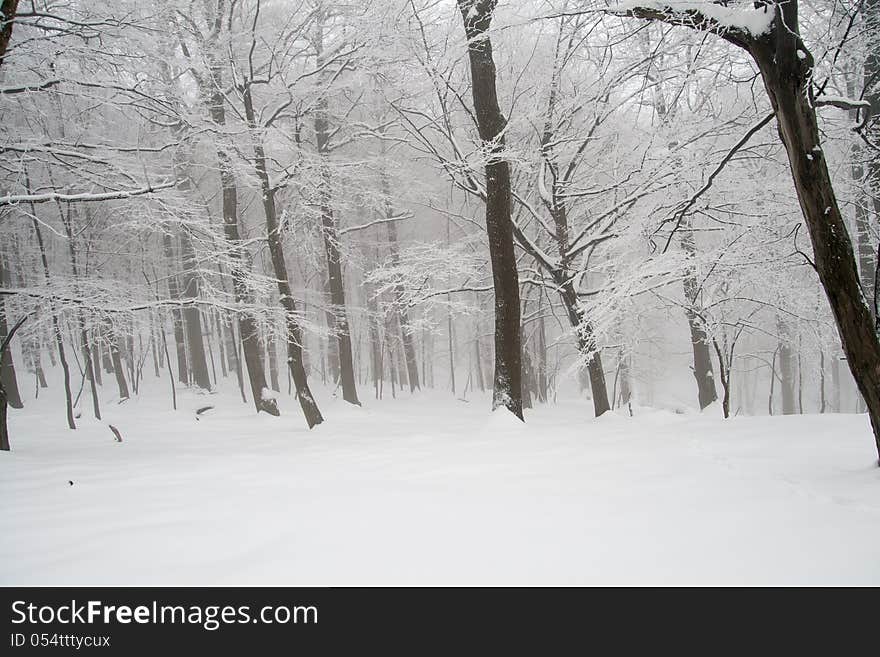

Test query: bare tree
[457,0,523,419]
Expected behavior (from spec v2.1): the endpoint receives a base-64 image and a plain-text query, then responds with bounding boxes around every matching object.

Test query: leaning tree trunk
[242,86,323,428]
[458,0,523,419]
[202,61,278,416]
[623,1,880,458]
[558,279,610,416]
[748,4,880,456]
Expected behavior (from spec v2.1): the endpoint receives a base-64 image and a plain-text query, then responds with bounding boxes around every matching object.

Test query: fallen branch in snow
[108,425,123,443]
[195,406,214,420]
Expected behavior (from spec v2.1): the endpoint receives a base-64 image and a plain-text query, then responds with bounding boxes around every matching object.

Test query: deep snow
[3,382,880,585]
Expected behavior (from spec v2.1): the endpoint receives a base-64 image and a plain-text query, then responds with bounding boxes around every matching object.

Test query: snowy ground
[3,382,880,586]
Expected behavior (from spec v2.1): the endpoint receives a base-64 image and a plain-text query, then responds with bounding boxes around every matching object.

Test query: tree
[613,0,880,459]
[457,0,523,419]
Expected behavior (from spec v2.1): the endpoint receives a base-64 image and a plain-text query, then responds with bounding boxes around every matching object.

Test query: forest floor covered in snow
[3,384,880,586]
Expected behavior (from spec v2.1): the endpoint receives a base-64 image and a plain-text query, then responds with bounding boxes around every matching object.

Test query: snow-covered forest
[2,0,880,585]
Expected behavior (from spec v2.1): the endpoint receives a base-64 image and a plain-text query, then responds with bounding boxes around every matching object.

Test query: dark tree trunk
[242,86,322,427]
[29,209,74,428]
[32,345,47,389]
[227,315,246,404]
[0,384,8,451]
[557,280,610,416]
[458,0,523,419]
[91,333,102,386]
[180,229,211,391]
[313,13,359,407]
[0,279,22,409]
[0,315,25,450]
[626,0,880,458]
[745,4,880,454]
[203,59,278,417]
[162,232,189,386]
[106,325,130,400]
[80,326,101,420]
[863,0,880,318]
[57,205,100,420]
[0,0,19,68]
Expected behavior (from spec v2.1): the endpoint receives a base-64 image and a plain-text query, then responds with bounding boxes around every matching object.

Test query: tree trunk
[748,4,880,456]
[242,85,323,427]
[623,0,880,459]
[0,278,22,409]
[267,332,280,393]
[681,227,718,410]
[313,12,359,407]
[777,321,797,415]
[458,0,523,419]
[557,280,610,416]
[179,229,211,391]
[91,332,103,386]
[366,282,383,399]
[381,167,420,393]
[386,221,420,393]
[29,209,74,428]
[203,61,278,416]
[107,327,129,400]
[0,0,20,69]
[162,232,189,386]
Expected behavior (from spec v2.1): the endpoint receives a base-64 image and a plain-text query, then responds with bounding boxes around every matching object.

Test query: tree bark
[179,229,211,391]
[625,0,880,458]
[29,207,74,428]
[0,316,26,450]
[0,258,22,409]
[162,232,188,386]
[385,212,420,393]
[201,52,278,416]
[313,11,359,407]
[242,85,323,427]
[0,0,19,69]
[458,0,523,419]
[267,332,280,393]
[680,228,718,410]
[105,324,130,400]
